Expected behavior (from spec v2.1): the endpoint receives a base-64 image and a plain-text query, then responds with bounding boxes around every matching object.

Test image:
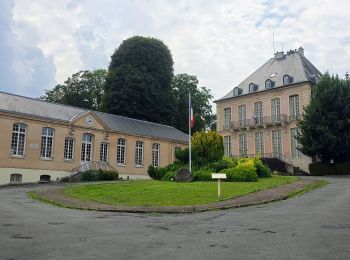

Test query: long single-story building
[0,91,188,185]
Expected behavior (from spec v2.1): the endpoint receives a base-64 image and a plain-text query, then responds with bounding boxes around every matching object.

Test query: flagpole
[189,92,192,172]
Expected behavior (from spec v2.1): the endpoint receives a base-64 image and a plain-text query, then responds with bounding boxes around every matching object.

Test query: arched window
[152,143,160,167]
[40,127,54,159]
[81,133,93,162]
[249,83,258,92]
[40,175,51,182]
[135,141,144,166]
[10,174,22,183]
[233,87,243,96]
[265,79,275,89]
[117,138,126,165]
[283,75,293,85]
[11,123,27,156]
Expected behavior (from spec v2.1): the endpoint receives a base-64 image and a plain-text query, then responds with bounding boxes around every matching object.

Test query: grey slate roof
[217,48,322,101]
[0,91,188,143]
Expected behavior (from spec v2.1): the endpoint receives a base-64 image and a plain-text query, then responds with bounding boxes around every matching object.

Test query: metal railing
[233,153,292,164]
[227,114,288,130]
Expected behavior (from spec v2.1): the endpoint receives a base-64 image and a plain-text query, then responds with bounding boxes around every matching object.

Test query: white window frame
[272,130,282,158]
[40,127,54,159]
[223,135,231,157]
[224,107,231,129]
[117,138,126,165]
[238,104,247,127]
[291,128,301,158]
[11,123,27,156]
[239,133,247,157]
[254,101,263,124]
[64,138,75,161]
[289,95,300,120]
[81,133,93,162]
[100,143,109,163]
[152,143,160,167]
[255,131,264,157]
[135,141,144,166]
[271,98,281,122]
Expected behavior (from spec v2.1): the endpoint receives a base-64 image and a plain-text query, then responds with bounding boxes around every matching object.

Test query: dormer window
[249,83,258,93]
[233,87,243,96]
[283,75,293,85]
[265,79,275,89]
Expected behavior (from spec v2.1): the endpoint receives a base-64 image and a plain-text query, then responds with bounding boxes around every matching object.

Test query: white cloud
[1,0,350,101]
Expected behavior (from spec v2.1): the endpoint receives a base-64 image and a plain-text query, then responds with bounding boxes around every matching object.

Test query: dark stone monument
[175,168,193,182]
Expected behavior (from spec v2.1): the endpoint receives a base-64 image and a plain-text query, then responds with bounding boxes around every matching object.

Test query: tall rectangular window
[152,143,160,167]
[11,123,27,156]
[100,143,108,162]
[289,95,300,120]
[135,141,144,166]
[224,107,231,129]
[64,138,74,160]
[291,128,301,158]
[271,98,281,122]
[254,101,263,124]
[117,138,126,165]
[223,135,231,157]
[239,133,247,157]
[255,131,264,156]
[40,127,54,159]
[272,130,282,158]
[238,104,247,127]
[81,133,93,162]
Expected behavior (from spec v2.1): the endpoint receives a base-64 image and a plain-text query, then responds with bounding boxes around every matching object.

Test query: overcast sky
[1,0,350,100]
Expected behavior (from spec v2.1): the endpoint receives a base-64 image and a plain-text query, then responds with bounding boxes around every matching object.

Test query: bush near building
[80,169,119,182]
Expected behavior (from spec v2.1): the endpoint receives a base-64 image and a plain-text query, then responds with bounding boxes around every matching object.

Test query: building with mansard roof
[215,47,322,173]
[0,91,188,184]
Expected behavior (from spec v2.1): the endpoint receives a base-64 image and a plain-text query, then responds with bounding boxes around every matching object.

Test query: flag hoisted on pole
[188,92,194,172]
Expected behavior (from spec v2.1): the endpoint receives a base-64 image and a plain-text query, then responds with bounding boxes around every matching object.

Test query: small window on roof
[249,83,258,93]
[283,75,293,85]
[233,87,243,96]
[265,79,275,89]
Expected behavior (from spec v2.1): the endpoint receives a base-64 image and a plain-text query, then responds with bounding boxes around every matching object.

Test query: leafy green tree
[192,131,224,164]
[172,73,213,133]
[102,36,175,125]
[297,73,350,162]
[39,69,107,111]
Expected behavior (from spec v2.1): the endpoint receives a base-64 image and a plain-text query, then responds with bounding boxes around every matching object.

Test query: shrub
[209,158,236,173]
[260,158,287,173]
[309,162,350,175]
[232,162,258,182]
[192,131,224,163]
[175,148,189,164]
[98,170,119,181]
[253,157,272,178]
[192,169,212,181]
[161,172,176,181]
[81,170,99,182]
[147,165,168,180]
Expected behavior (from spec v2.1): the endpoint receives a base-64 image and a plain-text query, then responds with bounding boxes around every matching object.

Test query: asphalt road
[1,176,350,260]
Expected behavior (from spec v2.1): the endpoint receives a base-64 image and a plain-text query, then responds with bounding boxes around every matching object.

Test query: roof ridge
[0,90,86,111]
[96,111,174,129]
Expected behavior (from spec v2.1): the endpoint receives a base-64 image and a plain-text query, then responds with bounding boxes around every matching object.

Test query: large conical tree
[102,36,175,125]
[297,73,350,162]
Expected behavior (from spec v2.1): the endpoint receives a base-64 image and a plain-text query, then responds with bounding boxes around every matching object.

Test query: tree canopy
[102,36,175,125]
[297,73,350,162]
[172,73,213,133]
[39,69,107,111]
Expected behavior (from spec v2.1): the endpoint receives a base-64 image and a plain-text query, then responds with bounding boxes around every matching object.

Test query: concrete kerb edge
[29,180,323,214]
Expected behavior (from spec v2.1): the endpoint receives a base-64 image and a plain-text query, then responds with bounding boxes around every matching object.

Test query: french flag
[190,97,195,128]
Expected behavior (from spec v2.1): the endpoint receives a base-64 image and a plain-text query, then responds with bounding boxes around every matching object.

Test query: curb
[31,179,324,214]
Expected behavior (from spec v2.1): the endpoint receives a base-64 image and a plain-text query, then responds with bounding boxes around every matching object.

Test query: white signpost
[212,173,227,198]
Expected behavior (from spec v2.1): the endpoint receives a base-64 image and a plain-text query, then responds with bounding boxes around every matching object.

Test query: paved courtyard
[1,176,350,260]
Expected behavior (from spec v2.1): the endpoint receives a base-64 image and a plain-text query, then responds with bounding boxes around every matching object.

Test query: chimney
[274,51,284,59]
[298,47,304,57]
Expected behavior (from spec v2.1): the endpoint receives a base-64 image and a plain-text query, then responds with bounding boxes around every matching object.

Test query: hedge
[309,162,350,175]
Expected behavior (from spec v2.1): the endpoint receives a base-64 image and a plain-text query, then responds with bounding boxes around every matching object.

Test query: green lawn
[64,175,298,206]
